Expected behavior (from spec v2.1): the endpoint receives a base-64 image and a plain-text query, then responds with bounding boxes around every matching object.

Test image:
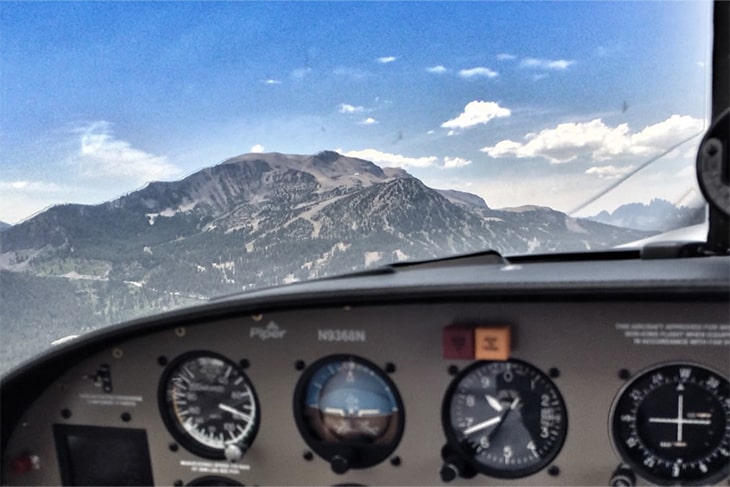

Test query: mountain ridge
[0,151,652,371]
[589,198,705,232]
[1,152,405,254]
[1,151,652,266]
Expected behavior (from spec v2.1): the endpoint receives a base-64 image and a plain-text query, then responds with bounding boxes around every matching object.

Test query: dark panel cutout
[53,424,154,486]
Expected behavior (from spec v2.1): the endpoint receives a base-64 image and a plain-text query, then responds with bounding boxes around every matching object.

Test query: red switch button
[443,325,474,359]
[10,455,39,474]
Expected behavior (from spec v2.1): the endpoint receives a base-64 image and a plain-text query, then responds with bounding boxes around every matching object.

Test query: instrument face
[610,362,730,486]
[159,352,260,459]
[442,359,568,479]
[293,355,405,471]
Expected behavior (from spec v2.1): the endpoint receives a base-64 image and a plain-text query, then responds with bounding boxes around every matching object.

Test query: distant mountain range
[0,151,653,371]
[589,199,704,232]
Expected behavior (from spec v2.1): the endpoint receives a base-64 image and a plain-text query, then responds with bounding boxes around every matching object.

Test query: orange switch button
[474,326,511,360]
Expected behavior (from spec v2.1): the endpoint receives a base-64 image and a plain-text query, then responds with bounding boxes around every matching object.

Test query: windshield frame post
[704,0,729,254]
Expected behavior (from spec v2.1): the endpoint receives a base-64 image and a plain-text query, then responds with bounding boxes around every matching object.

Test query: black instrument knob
[439,462,459,482]
[609,465,636,487]
[330,455,350,475]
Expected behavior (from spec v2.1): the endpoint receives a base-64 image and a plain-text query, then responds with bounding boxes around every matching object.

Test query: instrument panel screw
[239,359,250,370]
[385,362,396,374]
[448,365,459,376]
[618,369,631,380]
[173,480,183,486]
[112,348,124,359]
[169,442,179,452]
[548,465,560,476]
[175,327,186,338]
[157,356,168,366]
[61,409,72,419]
[295,360,306,371]
[303,450,314,461]
[390,455,402,466]
[121,412,132,422]
[549,367,560,379]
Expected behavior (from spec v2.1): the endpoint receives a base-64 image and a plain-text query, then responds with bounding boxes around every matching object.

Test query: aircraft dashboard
[2,253,729,486]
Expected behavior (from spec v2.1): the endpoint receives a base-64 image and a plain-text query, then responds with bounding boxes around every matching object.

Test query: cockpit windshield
[0,1,714,372]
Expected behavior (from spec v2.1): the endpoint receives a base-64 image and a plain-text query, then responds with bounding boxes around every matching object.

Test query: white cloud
[0,180,65,192]
[343,149,437,168]
[497,53,517,61]
[520,58,575,70]
[262,79,281,85]
[333,67,369,80]
[76,121,181,183]
[290,67,312,79]
[585,165,635,179]
[458,67,498,79]
[481,115,704,164]
[443,157,472,169]
[482,120,626,163]
[338,103,364,114]
[359,117,378,125]
[0,181,74,223]
[629,115,704,153]
[427,65,449,74]
[376,56,397,64]
[250,144,265,153]
[0,180,101,223]
[441,100,511,130]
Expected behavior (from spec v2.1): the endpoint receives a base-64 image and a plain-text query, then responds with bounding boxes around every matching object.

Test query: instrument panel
[3,299,729,486]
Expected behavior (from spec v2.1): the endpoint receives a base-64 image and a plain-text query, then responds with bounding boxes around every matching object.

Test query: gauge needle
[463,397,521,436]
[463,415,503,435]
[485,395,503,412]
[219,403,251,420]
[488,397,521,439]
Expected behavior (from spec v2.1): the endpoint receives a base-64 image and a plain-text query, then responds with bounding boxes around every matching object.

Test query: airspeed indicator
[159,351,260,460]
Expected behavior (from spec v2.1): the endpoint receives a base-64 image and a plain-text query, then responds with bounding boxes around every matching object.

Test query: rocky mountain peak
[1,151,651,262]
[382,167,412,179]
[312,150,341,163]
[436,189,490,210]
[0,151,653,362]
[589,198,705,232]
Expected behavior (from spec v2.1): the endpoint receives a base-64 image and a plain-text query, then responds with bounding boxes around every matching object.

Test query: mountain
[436,189,490,210]
[0,221,11,232]
[589,199,705,232]
[0,151,650,371]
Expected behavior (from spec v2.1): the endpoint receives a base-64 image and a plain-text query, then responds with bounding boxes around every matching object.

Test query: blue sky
[0,1,712,224]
